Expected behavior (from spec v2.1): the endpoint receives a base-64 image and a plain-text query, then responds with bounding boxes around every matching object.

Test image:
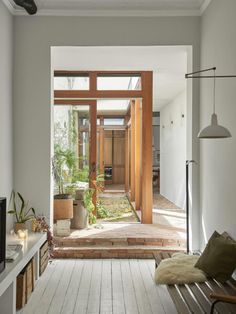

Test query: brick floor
[53,222,186,259]
[53,196,187,259]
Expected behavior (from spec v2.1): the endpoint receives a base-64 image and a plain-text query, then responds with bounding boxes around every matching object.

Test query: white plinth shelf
[0,232,47,314]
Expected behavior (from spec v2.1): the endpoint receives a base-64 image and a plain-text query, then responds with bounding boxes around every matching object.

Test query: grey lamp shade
[198,113,232,139]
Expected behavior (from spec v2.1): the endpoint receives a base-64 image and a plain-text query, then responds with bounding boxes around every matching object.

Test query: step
[53,245,186,259]
[54,236,186,248]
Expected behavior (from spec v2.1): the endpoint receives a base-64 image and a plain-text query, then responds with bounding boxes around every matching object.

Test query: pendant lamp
[185,67,233,139]
[198,70,231,138]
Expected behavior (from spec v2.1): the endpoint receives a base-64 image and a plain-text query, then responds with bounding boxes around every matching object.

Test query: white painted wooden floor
[18,259,177,314]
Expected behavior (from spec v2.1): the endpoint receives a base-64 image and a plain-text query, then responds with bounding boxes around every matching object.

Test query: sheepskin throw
[155,253,207,285]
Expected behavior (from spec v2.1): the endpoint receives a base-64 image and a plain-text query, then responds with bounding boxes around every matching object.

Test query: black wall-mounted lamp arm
[13,0,37,15]
[185,67,236,79]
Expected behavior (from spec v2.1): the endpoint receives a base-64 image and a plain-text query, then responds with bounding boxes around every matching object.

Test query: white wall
[200,0,236,247]
[0,1,13,231]
[160,91,186,209]
[13,16,200,248]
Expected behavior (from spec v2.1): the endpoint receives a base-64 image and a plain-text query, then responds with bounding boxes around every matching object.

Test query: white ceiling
[3,0,212,16]
[52,46,188,112]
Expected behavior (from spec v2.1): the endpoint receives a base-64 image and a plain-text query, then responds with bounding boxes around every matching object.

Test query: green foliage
[72,164,89,183]
[95,174,105,191]
[64,184,77,197]
[52,144,78,194]
[83,189,96,225]
[96,200,109,219]
[69,110,78,145]
[8,191,36,223]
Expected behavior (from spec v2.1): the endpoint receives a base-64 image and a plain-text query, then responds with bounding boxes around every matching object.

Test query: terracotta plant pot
[14,222,26,233]
[54,197,73,220]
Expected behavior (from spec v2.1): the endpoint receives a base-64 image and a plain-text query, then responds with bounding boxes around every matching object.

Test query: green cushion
[195,231,236,283]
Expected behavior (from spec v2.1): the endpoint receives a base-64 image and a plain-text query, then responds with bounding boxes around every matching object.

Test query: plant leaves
[7,190,36,223]
[8,210,16,214]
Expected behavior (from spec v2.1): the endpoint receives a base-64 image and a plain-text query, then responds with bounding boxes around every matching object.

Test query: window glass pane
[53,105,90,195]
[104,118,124,126]
[97,99,129,112]
[97,74,141,90]
[54,76,89,90]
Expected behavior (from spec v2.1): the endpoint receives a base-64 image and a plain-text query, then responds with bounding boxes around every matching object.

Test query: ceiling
[3,0,212,16]
[52,46,188,113]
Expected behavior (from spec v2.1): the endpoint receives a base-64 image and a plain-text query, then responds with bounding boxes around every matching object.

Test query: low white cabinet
[0,233,47,314]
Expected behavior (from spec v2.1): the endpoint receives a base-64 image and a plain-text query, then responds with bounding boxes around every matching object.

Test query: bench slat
[167,285,192,314]
[178,284,205,314]
[187,283,212,314]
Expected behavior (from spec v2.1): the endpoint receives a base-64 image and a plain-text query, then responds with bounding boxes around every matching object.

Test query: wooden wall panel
[104,138,112,166]
[113,137,125,166]
[113,134,125,184]
[113,166,125,184]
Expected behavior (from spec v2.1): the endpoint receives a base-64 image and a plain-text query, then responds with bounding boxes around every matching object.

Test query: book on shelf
[6,244,23,262]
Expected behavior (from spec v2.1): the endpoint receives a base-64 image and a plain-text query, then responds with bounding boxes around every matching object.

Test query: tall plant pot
[54,195,73,221]
[71,200,88,229]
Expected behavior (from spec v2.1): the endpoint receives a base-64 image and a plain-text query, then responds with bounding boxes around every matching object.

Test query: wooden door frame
[54,70,153,224]
[130,100,136,201]
[134,99,142,211]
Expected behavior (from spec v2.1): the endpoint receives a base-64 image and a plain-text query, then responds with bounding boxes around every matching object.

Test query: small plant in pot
[8,191,36,232]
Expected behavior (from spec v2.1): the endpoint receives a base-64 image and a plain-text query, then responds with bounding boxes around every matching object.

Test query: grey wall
[200,0,236,247]
[0,1,13,231]
[13,16,200,247]
[160,91,186,209]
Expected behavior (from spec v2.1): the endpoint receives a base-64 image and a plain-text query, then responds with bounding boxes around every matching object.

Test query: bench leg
[210,300,220,314]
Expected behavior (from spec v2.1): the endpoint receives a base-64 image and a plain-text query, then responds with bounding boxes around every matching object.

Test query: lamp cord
[213,68,216,114]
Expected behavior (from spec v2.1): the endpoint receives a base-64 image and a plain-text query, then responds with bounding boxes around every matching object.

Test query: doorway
[53,71,153,224]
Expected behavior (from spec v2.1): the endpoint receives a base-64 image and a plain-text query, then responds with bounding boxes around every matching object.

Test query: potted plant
[32,215,54,257]
[8,191,36,232]
[52,144,77,220]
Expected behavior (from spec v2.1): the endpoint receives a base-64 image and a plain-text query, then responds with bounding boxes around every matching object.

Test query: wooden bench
[154,252,236,314]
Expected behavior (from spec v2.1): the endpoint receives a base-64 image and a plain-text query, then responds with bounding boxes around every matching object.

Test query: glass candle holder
[17,229,28,240]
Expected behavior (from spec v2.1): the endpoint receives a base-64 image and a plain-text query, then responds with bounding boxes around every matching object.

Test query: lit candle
[17,229,28,239]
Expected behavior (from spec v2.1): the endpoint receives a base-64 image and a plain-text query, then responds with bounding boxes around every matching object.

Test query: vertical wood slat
[130,101,136,202]
[89,72,97,92]
[89,101,97,214]
[125,126,129,193]
[134,99,142,210]
[99,126,105,176]
[141,72,153,223]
